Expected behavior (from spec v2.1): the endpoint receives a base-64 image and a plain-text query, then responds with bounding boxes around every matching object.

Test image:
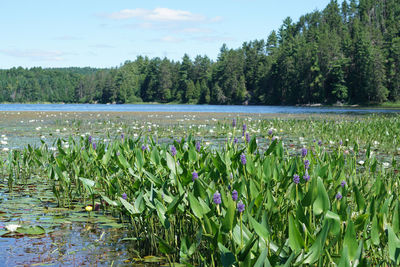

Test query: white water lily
[2,148,9,152]
[5,224,21,232]
[383,162,390,168]
[358,160,365,165]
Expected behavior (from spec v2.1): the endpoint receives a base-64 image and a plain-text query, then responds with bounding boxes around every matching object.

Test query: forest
[0,0,399,105]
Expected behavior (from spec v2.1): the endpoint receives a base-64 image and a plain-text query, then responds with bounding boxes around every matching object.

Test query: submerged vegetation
[1,111,400,265]
[1,0,400,106]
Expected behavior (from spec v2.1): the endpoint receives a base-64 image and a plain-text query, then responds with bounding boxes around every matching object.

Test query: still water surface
[1,103,400,113]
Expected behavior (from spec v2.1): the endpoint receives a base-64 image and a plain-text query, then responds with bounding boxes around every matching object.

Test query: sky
[0,0,334,69]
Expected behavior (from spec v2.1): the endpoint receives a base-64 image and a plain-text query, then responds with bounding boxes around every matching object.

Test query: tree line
[1,0,399,105]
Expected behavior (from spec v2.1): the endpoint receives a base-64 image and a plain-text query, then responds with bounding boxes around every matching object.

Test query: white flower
[358,160,365,165]
[2,148,9,152]
[383,162,390,168]
[5,224,20,232]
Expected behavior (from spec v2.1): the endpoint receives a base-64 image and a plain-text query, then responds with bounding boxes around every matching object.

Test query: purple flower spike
[341,180,346,188]
[304,159,310,170]
[303,171,310,182]
[240,153,247,165]
[195,141,201,152]
[336,192,343,200]
[192,171,198,181]
[237,201,245,213]
[245,133,250,143]
[121,133,125,140]
[141,145,148,151]
[242,124,247,136]
[122,193,127,200]
[88,135,92,144]
[234,137,238,144]
[293,174,300,184]
[171,145,177,156]
[213,192,221,205]
[318,140,322,146]
[232,190,238,201]
[232,118,237,128]
[339,140,343,145]
[301,147,307,157]
[268,129,273,136]
[92,142,97,150]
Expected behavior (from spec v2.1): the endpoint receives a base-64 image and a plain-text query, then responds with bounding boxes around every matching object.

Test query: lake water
[1,103,400,114]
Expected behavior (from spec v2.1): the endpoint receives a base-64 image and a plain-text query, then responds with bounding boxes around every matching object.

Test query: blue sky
[0,0,334,68]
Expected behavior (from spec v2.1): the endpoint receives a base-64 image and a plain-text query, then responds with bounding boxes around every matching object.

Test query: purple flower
[272,136,277,141]
[121,133,125,140]
[228,184,231,190]
[303,171,310,182]
[268,129,273,136]
[242,124,247,136]
[318,140,322,146]
[304,160,310,170]
[232,190,238,201]
[122,193,127,200]
[336,192,343,200]
[339,140,343,145]
[192,171,198,181]
[293,174,300,184]
[141,145,148,151]
[213,192,221,205]
[237,201,245,213]
[245,133,250,143]
[171,145,177,156]
[92,142,97,150]
[232,118,237,128]
[234,137,238,144]
[301,147,307,157]
[88,135,92,144]
[195,141,201,152]
[116,152,120,156]
[341,180,346,188]
[240,153,247,165]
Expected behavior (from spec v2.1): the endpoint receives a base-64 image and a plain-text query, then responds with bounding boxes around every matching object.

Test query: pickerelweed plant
[1,114,400,266]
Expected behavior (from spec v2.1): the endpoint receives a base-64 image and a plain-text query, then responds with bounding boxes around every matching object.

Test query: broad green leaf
[303,221,330,264]
[288,214,304,252]
[166,152,176,174]
[343,221,358,260]
[249,215,270,241]
[120,197,140,215]
[388,225,400,264]
[221,194,235,232]
[313,177,330,216]
[188,192,204,219]
[353,185,365,212]
[371,215,380,245]
[101,194,117,206]
[337,246,351,267]
[79,177,95,188]
[253,248,271,267]
[218,243,236,267]
[17,226,46,235]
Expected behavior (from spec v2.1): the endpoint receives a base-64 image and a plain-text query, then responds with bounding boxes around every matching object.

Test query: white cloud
[157,36,184,43]
[107,8,205,22]
[0,49,69,61]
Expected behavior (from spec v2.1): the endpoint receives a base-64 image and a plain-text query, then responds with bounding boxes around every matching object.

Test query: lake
[1,103,400,114]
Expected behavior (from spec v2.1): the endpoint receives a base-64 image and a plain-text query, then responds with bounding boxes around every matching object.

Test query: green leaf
[101,194,117,206]
[353,185,365,212]
[17,226,46,235]
[188,192,204,219]
[166,194,184,215]
[249,136,257,154]
[303,221,330,264]
[166,152,176,175]
[337,246,351,267]
[155,199,170,229]
[157,236,176,255]
[388,225,400,264]
[288,214,304,252]
[313,177,330,216]
[79,177,95,188]
[343,221,358,260]
[218,243,236,267]
[120,197,140,215]
[249,215,270,241]
[253,248,271,267]
[371,215,380,246]
[325,211,341,237]
[238,234,258,261]
[221,194,235,232]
